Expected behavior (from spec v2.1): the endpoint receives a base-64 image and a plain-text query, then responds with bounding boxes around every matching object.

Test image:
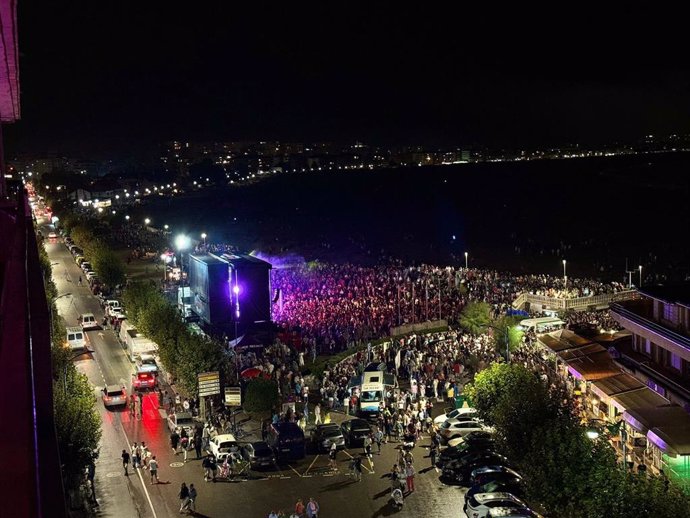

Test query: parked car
[207,433,240,461]
[75,256,86,267]
[136,353,158,374]
[101,385,127,408]
[470,466,523,487]
[465,492,528,518]
[65,326,87,351]
[105,300,121,314]
[434,406,478,425]
[465,476,525,505]
[81,261,92,271]
[266,422,306,460]
[436,436,497,468]
[167,412,195,435]
[241,441,276,468]
[80,313,98,330]
[487,506,543,518]
[48,231,58,239]
[447,430,495,450]
[340,418,372,448]
[439,417,490,443]
[311,424,346,452]
[441,452,511,485]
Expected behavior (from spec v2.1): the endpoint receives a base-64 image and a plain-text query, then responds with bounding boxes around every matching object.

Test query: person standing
[178,482,190,513]
[405,461,415,493]
[170,429,180,454]
[194,434,202,459]
[129,395,136,418]
[186,484,197,513]
[314,403,322,425]
[328,442,338,469]
[430,442,438,470]
[148,456,159,484]
[137,394,144,419]
[306,497,319,518]
[295,498,305,517]
[121,449,130,476]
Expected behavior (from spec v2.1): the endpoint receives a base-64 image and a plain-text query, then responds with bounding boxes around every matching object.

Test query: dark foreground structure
[0,1,67,515]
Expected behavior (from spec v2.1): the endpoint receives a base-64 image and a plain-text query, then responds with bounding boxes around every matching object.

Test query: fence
[513,290,637,312]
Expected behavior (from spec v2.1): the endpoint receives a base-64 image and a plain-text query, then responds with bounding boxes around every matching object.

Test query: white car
[80,313,98,330]
[207,433,240,461]
[434,407,477,426]
[48,231,58,239]
[167,412,195,435]
[105,300,121,315]
[86,271,99,281]
[439,418,489,442]
[136,353,158,374]
[465,492,528,518]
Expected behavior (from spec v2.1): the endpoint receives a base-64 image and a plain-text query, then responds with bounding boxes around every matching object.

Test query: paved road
[44,219,467,517]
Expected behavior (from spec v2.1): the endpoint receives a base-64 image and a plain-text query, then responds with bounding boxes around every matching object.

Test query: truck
[353,363,397,418]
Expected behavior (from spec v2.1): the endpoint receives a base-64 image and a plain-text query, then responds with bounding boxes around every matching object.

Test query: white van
[80,313,98,330]
[66,326,86,351]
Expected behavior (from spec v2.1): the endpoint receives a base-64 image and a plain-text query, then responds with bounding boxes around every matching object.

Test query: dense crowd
[269,262,627,351]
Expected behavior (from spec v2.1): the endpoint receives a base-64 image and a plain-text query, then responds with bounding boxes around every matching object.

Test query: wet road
[44,220,467,517]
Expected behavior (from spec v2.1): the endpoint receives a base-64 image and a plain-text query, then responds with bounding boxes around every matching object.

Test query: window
[645,339,651,356]
[663,303,675,322]
[671,353,683,372]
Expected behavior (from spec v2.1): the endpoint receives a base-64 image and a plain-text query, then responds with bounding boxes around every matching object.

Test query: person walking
[178,482,190,513]
[194,435,202,459]
[171,429,180,454]
[314,403,322,425]
[186,484,197,513]
[181,435,190,463]
[78,275,82,286]
[129,395,136,418]
[131,443,140,468]
[374,428,383,454]
[121,449,130,476]
[202,455,213,481]
[306,497,319,518]
[148,456,159,484]
[405,461,415,493]
[430,441,438,471]
[328,442,338,469]
[137,394,144,419]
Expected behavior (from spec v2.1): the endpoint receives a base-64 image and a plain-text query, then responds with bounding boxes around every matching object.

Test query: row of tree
[466,363,690,517]
[123,281,226,397]
[61,216,126,289]
[38,239,102,496]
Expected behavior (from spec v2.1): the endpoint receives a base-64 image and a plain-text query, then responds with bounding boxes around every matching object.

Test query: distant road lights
[144,218,151,225]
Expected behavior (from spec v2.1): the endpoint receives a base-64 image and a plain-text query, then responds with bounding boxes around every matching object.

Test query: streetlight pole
[464,251,468,269]
[638,265,643,288]
[562,259,567,286]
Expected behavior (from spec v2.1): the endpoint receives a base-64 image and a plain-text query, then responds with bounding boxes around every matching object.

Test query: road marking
[287,465,302,477]
[170,462,185,468]
[106,472,121,478]
[118,418,159,518]
[304,455,320,475]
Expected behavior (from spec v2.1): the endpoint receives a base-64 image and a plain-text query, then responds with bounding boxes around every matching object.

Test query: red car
[132,371,156,390]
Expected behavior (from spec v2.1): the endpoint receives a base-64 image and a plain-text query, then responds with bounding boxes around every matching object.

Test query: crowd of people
[269,261,627,352]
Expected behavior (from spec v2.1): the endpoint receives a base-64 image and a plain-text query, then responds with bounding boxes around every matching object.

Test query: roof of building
[590,373,645,398]
[190,253,227,265]
[639,284,690,308]
[538,329,592,353]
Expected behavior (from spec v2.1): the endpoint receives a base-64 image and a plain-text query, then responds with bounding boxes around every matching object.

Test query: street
[44,222,467,518]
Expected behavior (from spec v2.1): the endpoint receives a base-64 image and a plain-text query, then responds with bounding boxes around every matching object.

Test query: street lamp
[144,218,151,226]
[464,251,468,269]
[125,215,130,221]
[201,232,207,245]
[164,224,169,231]
[562,259,567,285]
[638,265,643,287]
[175,234,192,285]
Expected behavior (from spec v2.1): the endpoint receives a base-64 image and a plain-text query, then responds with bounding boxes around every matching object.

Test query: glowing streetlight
[201,232,207,245]
[164,224,169,230]
[562,259,567,284]
[639,265,643,287]
[125,215,130,221]
[144,218,151,225]
[175,234,191,251]
[464,251,468,269]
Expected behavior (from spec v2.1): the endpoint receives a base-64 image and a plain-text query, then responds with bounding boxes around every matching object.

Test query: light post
[175,234,191,286]
[464,251,468,269]
[201,233,207,246]
[562,259,567,285]
[125,215,130,222]
[482,323,523,363]
[144,218,151,226]
[638,265,643,287]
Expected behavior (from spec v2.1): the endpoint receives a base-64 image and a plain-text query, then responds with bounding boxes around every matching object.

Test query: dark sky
[7,5,690,155]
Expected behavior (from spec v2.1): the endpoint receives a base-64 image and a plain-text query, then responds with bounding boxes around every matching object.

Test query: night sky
[7,5,690,154]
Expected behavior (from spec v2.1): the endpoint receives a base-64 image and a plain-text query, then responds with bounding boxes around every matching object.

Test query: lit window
[671,353,683,372]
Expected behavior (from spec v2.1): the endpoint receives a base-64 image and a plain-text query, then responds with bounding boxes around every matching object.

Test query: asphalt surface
[43,217,468,518]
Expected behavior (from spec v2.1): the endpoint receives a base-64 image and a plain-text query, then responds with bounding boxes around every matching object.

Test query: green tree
[491,315,525,358]
[244,378,279,413]
[459,301,491,335]
[91,247,125,288]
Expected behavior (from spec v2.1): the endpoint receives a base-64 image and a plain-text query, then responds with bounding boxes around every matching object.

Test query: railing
[513,290,637,312]
[610,303,690,350]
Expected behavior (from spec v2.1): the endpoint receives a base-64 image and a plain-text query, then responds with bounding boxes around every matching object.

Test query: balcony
[610,302,690,352]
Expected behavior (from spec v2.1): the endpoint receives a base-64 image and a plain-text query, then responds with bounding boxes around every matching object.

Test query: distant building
[610,285,690,408]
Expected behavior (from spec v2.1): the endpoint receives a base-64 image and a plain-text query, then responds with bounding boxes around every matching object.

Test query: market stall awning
[590,373,645,400]
[648,424,690,457]
[615,391,675,433]
[558,343,607,362]
[538,329,592,353]
[563,351,620,381]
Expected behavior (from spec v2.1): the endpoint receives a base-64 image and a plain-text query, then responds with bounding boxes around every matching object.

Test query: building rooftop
[639,284,690,308]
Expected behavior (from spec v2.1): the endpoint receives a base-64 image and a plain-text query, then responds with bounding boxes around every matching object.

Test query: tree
[91,247,126,288]
[243,378,279,413]
[459,301,491,335]
[491,315,525,358]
